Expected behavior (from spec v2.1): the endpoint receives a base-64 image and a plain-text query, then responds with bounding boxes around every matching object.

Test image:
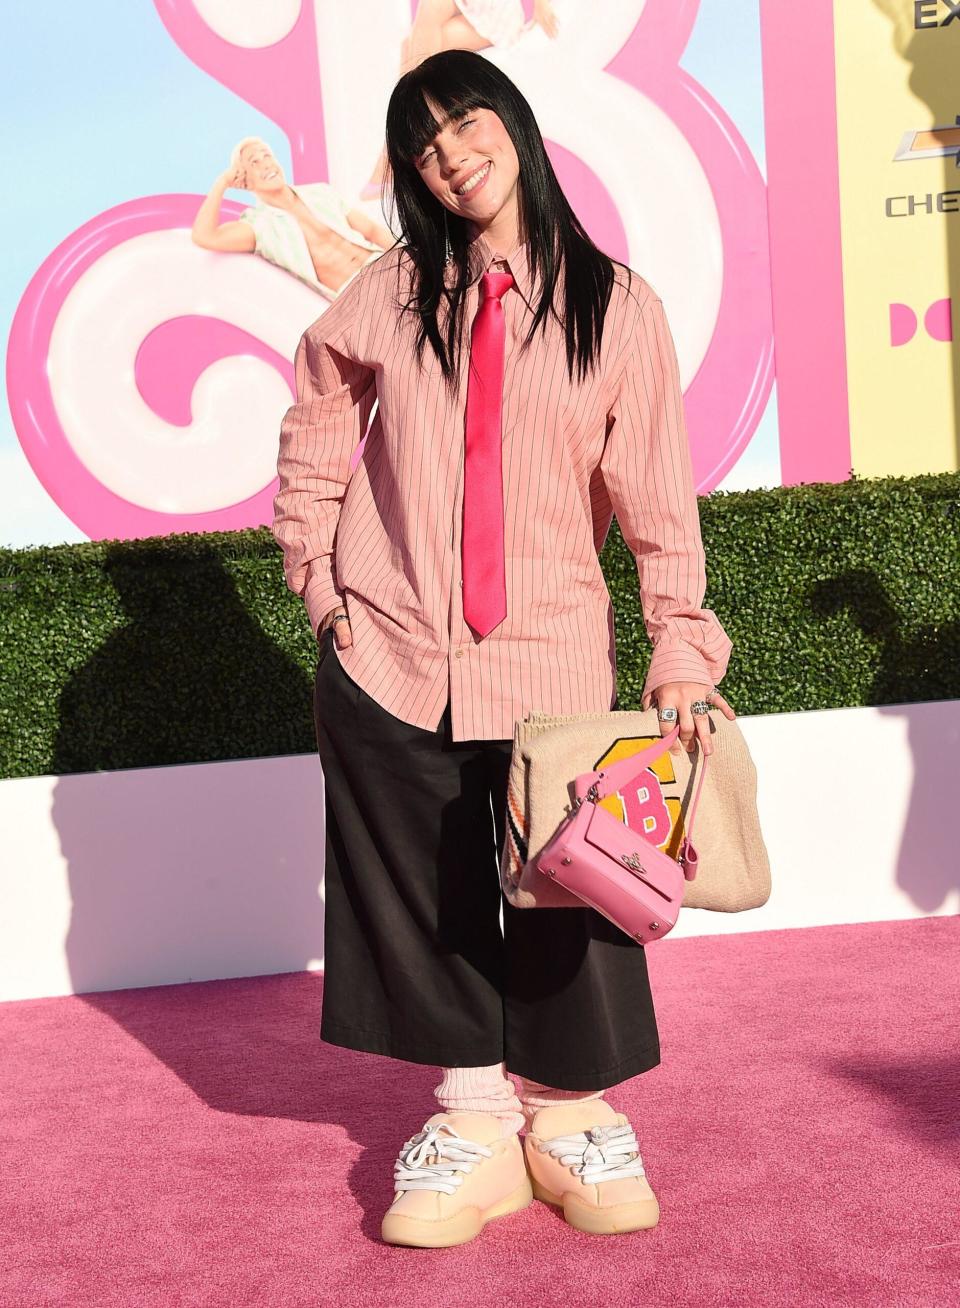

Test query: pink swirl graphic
[7,196,300,538]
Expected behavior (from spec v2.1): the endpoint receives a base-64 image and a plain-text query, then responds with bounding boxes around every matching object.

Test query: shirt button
[454,648,464,658]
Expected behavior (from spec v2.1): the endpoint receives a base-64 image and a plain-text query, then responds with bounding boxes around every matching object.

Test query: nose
[441,149,468,177]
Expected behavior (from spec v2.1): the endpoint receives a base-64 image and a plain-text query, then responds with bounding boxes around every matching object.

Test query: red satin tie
[462,269,514,638]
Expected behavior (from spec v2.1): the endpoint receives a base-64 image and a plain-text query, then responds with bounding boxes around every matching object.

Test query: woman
[272,49,735,1247]
[360,0,559,197]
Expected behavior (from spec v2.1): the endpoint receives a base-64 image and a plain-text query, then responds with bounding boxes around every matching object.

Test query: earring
[443,209,452,265]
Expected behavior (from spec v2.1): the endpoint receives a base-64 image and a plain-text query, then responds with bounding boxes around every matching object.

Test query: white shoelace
[536,1123,647,1184]
[393,1121,495,1196]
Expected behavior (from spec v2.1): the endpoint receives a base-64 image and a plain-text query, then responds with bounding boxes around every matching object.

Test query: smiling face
[240,142,285,194]
[413,101,521,248]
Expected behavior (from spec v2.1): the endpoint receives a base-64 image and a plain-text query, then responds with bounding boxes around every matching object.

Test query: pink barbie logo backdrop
[7,0,771,542]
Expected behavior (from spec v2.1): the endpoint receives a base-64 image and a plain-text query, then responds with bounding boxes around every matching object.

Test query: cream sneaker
[380,1111,533,1247]
[523,1099,660,1235]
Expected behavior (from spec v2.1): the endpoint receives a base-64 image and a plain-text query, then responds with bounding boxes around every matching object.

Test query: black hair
[380,49,638,399]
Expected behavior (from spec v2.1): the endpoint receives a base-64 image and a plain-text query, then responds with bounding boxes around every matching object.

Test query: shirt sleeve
[271,281,377,638]
[599,293,733,709]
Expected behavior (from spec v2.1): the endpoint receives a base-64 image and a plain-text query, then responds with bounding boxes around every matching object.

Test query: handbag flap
[581,801,680,903]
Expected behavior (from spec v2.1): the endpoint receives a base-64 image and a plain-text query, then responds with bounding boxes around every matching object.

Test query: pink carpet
[3,916,957,1307]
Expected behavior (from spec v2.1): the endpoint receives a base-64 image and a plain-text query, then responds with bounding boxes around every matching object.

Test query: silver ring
[331,613,350,625]
[657,706,678,722]
[691,699,711,715]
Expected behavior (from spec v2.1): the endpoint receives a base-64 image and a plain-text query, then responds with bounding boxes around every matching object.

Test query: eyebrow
[421,109,469,151]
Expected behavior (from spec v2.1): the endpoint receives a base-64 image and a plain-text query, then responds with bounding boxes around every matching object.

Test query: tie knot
[481,270,514,302]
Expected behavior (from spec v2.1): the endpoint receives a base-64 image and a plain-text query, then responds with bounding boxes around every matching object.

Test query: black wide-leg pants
[313,628,661,1090]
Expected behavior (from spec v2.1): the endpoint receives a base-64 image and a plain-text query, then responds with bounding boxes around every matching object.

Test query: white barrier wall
[1,699,958,1002]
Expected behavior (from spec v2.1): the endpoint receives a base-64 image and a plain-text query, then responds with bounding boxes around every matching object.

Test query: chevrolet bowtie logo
[620,851,646,874]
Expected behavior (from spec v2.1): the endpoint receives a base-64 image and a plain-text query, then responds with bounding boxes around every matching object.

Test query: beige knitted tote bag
[500,708,771,914]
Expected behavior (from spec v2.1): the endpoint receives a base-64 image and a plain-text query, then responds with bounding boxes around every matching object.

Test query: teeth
[456,162,490,195]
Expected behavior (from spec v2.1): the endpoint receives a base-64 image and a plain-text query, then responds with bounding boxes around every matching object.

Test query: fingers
[649,688,691,757]
[694,708,713,756]
[651,683,725,756]
[709,689,737,721]
[677,699,696,756]
[650,694,678,750]
[328,606,352,649]
[651,685,680,758]
[319,605,352,648]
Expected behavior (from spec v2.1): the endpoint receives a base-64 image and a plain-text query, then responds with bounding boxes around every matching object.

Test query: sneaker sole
[530,1177,660,1235]
[380,1176,534,1248]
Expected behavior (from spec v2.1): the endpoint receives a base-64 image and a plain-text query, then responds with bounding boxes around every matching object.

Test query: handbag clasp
[620,851,647,874]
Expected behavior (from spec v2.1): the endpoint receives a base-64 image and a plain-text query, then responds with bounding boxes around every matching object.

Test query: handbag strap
[680,743,709,844]
[576,723,710,844]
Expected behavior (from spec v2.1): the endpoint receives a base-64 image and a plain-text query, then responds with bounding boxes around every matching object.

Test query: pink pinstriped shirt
[272,230,732,741]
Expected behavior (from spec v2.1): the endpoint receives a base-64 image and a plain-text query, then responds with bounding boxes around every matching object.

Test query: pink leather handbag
[535,724,707,944]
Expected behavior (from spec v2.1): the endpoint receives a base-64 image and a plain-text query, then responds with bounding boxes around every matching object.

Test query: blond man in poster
[192,137,397,300]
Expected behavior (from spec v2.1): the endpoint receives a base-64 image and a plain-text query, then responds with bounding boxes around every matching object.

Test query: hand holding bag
[499,707,771,927]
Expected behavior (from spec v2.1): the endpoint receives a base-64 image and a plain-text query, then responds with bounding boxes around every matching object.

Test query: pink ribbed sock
[514,1076,607,1133]
[433,1065,610,1138]
[432,1063,526,1137]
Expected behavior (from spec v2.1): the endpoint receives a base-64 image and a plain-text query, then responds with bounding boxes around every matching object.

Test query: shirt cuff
[303,564,346,639]
[641,639,729,707]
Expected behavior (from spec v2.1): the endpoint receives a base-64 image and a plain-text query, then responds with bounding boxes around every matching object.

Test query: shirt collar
[465,230,537,312]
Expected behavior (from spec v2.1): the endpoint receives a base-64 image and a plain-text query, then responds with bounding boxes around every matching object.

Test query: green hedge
[1,470,957,780]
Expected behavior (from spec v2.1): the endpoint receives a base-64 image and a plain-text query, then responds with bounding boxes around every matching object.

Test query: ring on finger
[657,705,679,722]
[691,699,711,715]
